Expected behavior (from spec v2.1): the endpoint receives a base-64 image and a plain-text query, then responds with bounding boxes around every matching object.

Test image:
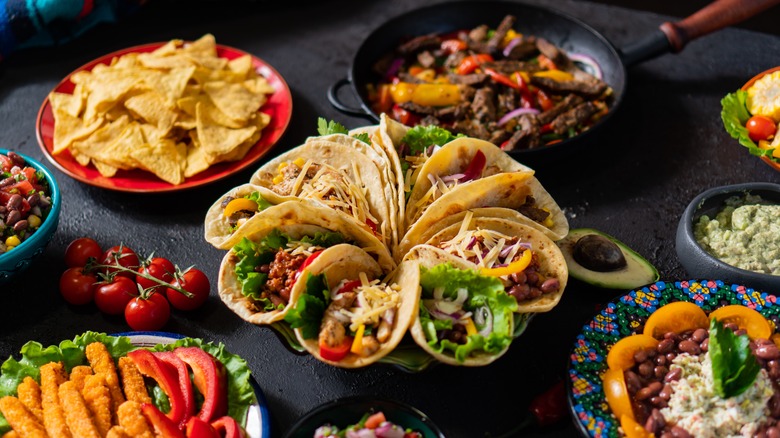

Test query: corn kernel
[27,215,41,228]
[277,161,289,172]
[293,158,306,167]
[272,175,284,184]
[5,236,21,247]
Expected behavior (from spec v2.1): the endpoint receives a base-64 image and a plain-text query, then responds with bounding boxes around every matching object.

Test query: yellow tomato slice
[603,368,634,421]
[621,415,654,438]
[643,301,708,339]
[606,334,659,371]
[709,305,773,340]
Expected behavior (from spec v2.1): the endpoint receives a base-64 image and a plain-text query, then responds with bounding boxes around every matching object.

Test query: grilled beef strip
[417,50,437,68]
[472,87,497,123]
[505,36,539,59]
[530,75,608,99]
[550,102,598,135]
[486,15,516,54]
[537,94,584,125]
[447,73,489,86]
[482,60,543,76]
[502,115,541,151]
[397,34,441,55]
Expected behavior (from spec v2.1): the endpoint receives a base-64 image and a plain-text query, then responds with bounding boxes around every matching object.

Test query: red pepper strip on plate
[460,150,487,182]
[153,351,196,426]
[174,347,229,423]
[141,403,186,438]
[128,349,187,428]
[211,416,246,438]
[186,417,220,438]
[456,54,494,75]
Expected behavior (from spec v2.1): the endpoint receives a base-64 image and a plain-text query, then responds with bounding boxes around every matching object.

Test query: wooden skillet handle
[660,0,780,52]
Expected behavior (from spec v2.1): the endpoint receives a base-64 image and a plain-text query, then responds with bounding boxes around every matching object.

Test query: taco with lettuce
[249,136,393,249]
[217,203,396,325]
[283,244,420,368]
[403,246,518,366]
[418,214,568,313]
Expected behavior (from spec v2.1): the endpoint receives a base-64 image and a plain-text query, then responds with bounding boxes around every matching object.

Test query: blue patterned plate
[566,280,780,437]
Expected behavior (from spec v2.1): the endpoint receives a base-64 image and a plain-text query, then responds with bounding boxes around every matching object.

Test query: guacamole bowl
[675,182,780,292]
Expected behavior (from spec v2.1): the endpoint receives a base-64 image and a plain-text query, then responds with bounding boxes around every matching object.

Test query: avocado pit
[572,234,628,272]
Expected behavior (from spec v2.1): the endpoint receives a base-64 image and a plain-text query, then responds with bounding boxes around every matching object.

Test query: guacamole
[694,194,780,275]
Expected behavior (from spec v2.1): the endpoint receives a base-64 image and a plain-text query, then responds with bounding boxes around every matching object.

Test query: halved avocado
[557,228,659,289]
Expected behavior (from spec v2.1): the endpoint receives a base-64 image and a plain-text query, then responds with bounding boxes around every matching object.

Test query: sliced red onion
[441,173,465,184]
[347,429,376,438]
[502,37,523,57]
[466,236,478,250]
[568,53,603,80]
[518,242,532,250]
[375,423,405,438]
[384,58,404,82]
[497,107,540,127]
[429,307,463,322]
[499,243,517,259]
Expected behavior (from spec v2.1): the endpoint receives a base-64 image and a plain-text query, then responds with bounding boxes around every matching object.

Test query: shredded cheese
[439,225,530,271]
[334,275,402,333]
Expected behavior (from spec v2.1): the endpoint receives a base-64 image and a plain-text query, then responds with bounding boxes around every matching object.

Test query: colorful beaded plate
[566,279,780,437]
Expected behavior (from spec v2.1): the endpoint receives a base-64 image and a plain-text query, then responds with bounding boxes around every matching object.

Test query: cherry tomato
[94,276,137,315]
[166,268,210,311]
[746,115,777,142]
[64,237,103,268]
[125,293,170,331]
[137,257,175,293]
[319,337,353,362]
[100,244,140,278]
[59,267,98,305]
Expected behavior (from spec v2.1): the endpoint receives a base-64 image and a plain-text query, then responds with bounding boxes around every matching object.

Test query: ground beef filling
[248,250,307,311]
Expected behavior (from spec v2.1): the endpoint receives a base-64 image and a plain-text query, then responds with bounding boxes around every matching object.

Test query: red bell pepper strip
[440,39,467,54]
[538,54,557,71]
[365,218,378,235]
[128,349,187,428]
[456,54,493,75]
[293,249,324,285]
[174,347,228,423]
[484,68,519,90]
[211,416,247,438]
[513,74,536,109]
[460,150,487,182]
[335,279,362,295]
[319,336,353,362]
[141,403,186,438]
[537,89,554,112]
[186,416,220,438]
[153,351,196,427]
[391,104,421,126]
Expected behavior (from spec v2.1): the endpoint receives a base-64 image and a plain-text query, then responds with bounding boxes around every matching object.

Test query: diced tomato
[537,89,554,111]
[22,167,37,185]
[366,218,378,235]
[440,39,466,54]
[364,412,386,429]
[404,433,423,438]
[319,336,353,361]
[391,104,421,126]
[0,155,11,172]
[7,180,34,196]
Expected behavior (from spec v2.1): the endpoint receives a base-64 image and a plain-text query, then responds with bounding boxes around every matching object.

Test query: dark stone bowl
[676,182,780,293]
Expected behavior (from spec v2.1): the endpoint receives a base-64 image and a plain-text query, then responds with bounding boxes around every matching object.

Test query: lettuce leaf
[284,272,329,340]
[232,232,287,306]
[400,125,463,155]
[721,90,773,158]
[0,332,255,432]
[709,318,761,398]
[418,264,517,363]
[245,191,274,211]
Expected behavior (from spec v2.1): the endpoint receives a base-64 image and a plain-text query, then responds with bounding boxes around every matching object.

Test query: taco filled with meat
[403,245,518,366]
[417,214,568,313]
[398,170,569,257]
[217,203,395,325]
[283,244,420,368]
[250,138,393,249]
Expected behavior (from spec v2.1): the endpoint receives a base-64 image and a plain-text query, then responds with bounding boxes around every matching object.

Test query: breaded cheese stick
[0,396,47,438]
[117,357,151,405]
[116,401,154,438]
[81,374,112,437]
[16,377,43,423]
[68,366,93,392]
[85,343,125,412]
[58,381,100,438]
[40,362,71,438]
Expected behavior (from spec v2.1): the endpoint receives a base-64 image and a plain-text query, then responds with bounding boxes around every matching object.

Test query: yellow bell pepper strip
[603,368,635,421]
[389,83,461,107]
[350,324,366,355]
[479,250,532,277]
[533,69,575,82]
[464,317,478,336]
[223,198,258,218]
[456,54,494,75]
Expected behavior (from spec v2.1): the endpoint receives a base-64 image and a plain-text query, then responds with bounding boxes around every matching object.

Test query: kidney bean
[0,177,14,188]
[691,328,708,342]
[649,396,667,408]
[529,287,542,299]
[678,340,701,355]
[767,427,780,438]
[700,338,709,352]
[6,194,22,210]
[671,426,691,438]
[638,361,654,378]
[657,339,674,354]
[758,338,775,346]
[655,355,667,366]
[756,344,780,360]
[12,220,27,233]
[509,271,526,284]
[38,197,50,208]
[7,152,25,166]
[664,367,682,382]
[651,409,666,429]
[663,332,679,342]
[724,322,739,331]
[635,381,663,401]
[757,431,767,438]
[26,193,39,207]
[659,384,672,400]
[660,433,673,438]
[509,284,531,301]
[525,271,539,284]
[0,206,6,214]
[770,393,780,417]
[624,370,642,392]
[769,360,780,379]
[644,416,659,435]
[680,330,692,340]
[654,365,669,379]
[539,278,559,293]
[666,352,677,362]
[5,209,20,226]
[633,349,648,363]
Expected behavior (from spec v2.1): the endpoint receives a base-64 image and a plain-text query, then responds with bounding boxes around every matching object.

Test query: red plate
[36,42,292,193]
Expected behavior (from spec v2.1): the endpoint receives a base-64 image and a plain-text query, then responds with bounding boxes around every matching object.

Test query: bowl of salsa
[0,149,60,283]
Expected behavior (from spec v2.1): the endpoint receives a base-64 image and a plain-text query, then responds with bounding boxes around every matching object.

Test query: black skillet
[328,0,779,165]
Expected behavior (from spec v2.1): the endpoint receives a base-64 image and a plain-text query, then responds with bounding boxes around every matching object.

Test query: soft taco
[398,172,569,257]
[419,214,568,313]
[403,245,518,366]
[217,203,396,325]
[284,244,420,368]
[404,137,534,226]
[249,139,393,249]
[204,183,299,250]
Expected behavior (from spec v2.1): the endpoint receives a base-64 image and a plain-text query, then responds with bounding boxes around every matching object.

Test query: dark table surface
[2,0,780,437]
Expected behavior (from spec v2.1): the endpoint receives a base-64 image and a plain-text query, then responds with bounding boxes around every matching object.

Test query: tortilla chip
[70,116,132,167]
[203,81,265,121]
[196,102,256,159]
[129,139,186,185]
[83,72,142,123]
[183,34,217,57]
[136,53,195,69]
[49,90,83,119]
[142,66,195,104]
[184,142,210,178]
[243,77,275,95]
[228,55,253,77]
[93,160,118,177]
[124,91,178,136]
[177,95,244,129]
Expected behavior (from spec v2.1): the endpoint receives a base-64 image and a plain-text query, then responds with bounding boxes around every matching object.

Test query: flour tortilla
[422,216,568,313]
[403,245,514,366]
[375,114,410,232]
[250,140,393,249]
[399,172,569,259]
[204,183,298,250]
[290,244,421,368]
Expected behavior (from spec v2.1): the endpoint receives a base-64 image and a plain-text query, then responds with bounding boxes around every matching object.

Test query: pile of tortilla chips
[48,34,274,185]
